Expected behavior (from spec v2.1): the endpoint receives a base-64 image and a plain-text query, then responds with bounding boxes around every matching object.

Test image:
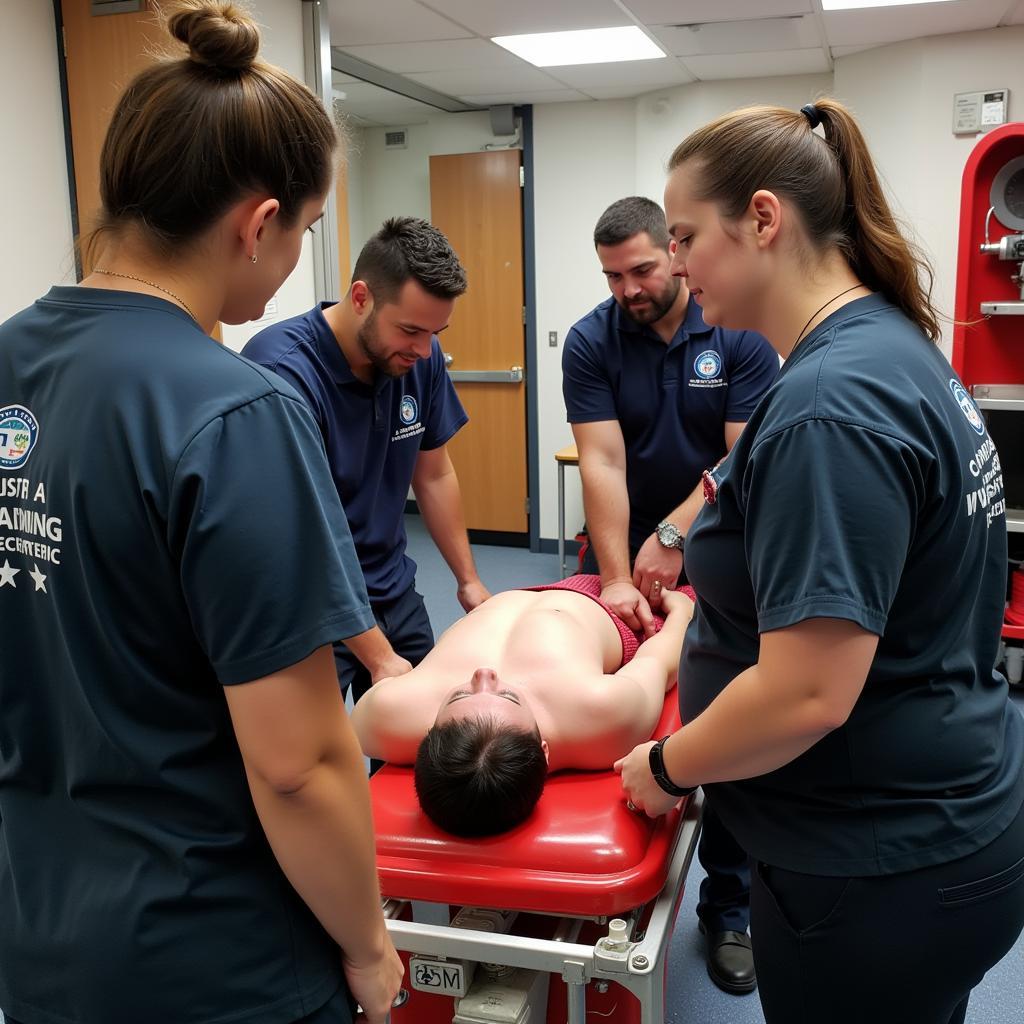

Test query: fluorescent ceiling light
[492,26,665,68]
[821,0,956,9]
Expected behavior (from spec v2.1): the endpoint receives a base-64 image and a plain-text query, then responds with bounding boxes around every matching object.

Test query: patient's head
[413,668,549,837]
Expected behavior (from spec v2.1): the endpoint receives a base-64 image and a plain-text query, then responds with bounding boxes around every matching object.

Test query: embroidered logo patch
[948,379,985,436]
[0,405,39,471]
[694,350,722,380]
[399,395,419,425]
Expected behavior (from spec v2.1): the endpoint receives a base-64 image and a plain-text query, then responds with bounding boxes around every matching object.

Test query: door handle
[446,366,524,384]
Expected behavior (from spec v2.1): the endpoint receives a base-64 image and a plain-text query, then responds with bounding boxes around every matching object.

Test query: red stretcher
[369,691,701,1024]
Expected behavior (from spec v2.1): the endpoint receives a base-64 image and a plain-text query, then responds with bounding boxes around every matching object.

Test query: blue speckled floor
[407,515,1024,1024]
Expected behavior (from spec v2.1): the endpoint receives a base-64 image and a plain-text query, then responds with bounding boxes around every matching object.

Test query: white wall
[633,74,834,209]
[0,1,75,322]
[532,99,636,544]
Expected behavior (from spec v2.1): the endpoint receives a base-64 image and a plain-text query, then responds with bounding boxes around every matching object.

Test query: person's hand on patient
[601,579,656,638]
[370,651,413,685]
[457,578,492,613]
[633,533,683,611]
[345,934,405,1024]
[658,588,693,620]
[615,740,683,818]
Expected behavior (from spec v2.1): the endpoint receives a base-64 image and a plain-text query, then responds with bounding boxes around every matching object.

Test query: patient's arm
[612,590,693,716]
[350,673,435,764]
[563,594,693,768]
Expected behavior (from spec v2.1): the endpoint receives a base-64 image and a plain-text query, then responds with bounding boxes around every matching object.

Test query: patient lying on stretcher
[351,575,693,837]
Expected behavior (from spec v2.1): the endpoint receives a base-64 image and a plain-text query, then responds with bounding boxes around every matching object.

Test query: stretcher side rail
[380,790,703,1024]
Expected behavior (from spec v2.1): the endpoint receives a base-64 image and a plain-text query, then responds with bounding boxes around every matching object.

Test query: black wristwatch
[649,736,697,798]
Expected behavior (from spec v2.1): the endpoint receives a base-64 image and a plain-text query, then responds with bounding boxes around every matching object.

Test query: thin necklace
[793,284,863,349]
[91,268,198,323]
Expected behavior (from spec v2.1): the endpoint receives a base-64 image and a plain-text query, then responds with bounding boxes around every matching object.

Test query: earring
[251,254,258,264]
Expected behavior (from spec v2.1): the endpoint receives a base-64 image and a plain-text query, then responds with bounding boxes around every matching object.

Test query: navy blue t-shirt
[681,293,1024,876]
[562,295,778,550]
[0,287,374,1024]
[244,305,468,602]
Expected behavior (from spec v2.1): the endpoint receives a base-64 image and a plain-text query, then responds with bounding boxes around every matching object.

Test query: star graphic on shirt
[0,560,20,589]
[29,564,47,593]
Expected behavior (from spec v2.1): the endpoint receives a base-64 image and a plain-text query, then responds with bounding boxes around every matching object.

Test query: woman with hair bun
[616,99,1024,1023]
[0,3,401,1023]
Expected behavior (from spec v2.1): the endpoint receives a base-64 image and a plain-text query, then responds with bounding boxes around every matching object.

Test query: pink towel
[525,574,695,665]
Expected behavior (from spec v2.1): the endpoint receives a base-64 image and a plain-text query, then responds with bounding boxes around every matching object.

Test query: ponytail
[813,99,939,342]
[668,99,940,343]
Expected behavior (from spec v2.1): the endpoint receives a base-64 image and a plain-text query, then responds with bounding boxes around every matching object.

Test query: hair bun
[167,1,260,73]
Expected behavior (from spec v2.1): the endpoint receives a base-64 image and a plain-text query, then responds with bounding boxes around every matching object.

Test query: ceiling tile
[624,0,812,24]
[327,0,472,46]
[406,65,563,95]
[653,14,821,56]
[459,89,592,105]
[822,0,1009,48]
[546,58,694,90]
[339,39,525,73]
[682,47,831,80]
[422,0,629,36]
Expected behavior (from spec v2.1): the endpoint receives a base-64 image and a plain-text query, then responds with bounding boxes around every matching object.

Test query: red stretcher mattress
[370,691,688,917]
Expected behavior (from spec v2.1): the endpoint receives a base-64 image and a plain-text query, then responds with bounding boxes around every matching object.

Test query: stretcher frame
[379,790,703,1024]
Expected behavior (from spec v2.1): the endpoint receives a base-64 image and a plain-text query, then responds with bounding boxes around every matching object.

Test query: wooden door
[61,0,225,339]
[61,0,166,273]
[429,151,527,534]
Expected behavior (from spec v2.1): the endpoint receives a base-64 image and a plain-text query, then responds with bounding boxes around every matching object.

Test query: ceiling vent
[384,129,408,150]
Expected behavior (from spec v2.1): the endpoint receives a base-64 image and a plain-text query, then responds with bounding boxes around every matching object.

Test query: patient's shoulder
[350,674,437,764]
[546,677,651,770]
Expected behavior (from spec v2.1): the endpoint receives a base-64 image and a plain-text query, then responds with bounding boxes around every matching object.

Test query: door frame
[51,0,82,281]
[518,104,541,554]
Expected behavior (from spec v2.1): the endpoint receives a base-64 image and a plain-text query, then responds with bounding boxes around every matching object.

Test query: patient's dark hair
[414,716,547,837]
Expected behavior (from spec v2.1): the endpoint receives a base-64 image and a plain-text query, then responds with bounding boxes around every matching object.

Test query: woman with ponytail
[0,3,401,1023]
[616,99,1024,1023]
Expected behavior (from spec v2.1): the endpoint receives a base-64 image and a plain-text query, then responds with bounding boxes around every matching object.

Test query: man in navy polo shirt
[244,217,490,705]
[561,196,778,995]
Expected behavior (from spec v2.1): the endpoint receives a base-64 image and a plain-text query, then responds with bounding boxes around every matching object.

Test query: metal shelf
[980,301,1024,315]
[972,384,1024,411]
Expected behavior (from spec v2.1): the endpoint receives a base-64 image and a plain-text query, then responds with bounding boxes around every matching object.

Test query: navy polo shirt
[244,305,467,603]
[562,295,778,550]
[681,293,1024,876]
[0,287,374,1023]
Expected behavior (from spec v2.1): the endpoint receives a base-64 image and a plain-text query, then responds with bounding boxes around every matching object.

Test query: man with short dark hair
[562,196,779,995]
[244,217,490,704]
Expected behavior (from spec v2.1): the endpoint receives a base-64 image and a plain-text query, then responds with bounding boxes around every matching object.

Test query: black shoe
[699,921,757,995]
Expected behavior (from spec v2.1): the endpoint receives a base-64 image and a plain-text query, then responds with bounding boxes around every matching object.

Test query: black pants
[751,795,1024,1024]
[579,541,750,932]
[333,583,435,706]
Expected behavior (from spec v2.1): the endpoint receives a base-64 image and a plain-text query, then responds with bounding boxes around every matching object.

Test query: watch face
[658,522,682,548]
